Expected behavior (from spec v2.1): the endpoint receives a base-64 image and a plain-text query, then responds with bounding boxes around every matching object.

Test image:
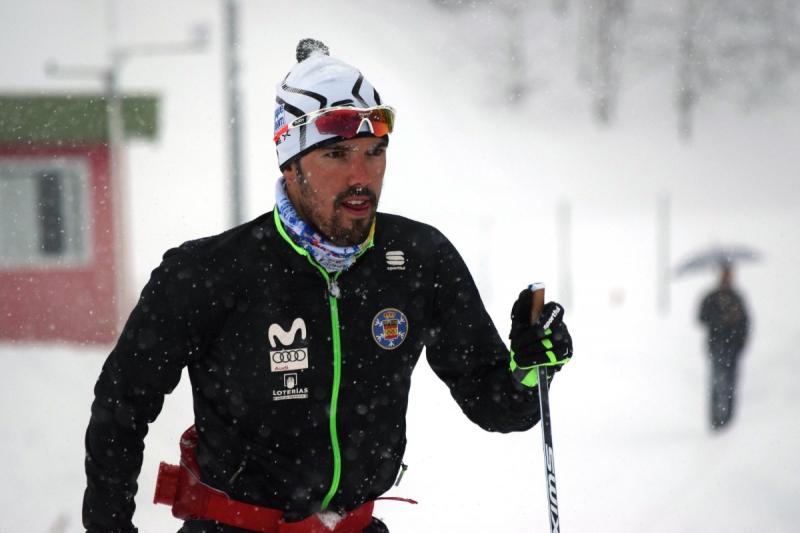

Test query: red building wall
[0,144,119,344]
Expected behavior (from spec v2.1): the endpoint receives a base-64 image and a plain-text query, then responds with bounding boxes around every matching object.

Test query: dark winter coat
[699,288,749,357]
[83,210,541,532]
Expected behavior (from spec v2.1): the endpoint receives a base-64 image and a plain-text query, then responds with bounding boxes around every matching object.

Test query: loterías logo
[273,372,308,401]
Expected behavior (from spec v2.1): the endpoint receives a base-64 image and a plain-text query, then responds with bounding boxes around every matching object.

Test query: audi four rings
[272,349,307,363]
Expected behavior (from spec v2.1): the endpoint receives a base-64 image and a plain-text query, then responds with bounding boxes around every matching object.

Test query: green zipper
[323,276,342,510]
[272,209,372,511]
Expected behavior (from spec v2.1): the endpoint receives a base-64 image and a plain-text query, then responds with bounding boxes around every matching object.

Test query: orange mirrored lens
[314,108,394,138]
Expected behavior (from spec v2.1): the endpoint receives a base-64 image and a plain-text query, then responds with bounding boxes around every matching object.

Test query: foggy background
[1,1,799,532]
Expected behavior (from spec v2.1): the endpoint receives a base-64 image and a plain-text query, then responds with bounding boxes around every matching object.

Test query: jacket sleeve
[699,292,717,325]
[423,231,540,433]
[82,246,226,533]
[699,295,710,325]
[734,292,750,351]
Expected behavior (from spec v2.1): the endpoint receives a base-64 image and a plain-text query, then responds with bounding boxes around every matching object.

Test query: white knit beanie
[274,39,386,170]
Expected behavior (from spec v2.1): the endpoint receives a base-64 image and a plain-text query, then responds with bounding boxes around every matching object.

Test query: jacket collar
[270,209,376,275]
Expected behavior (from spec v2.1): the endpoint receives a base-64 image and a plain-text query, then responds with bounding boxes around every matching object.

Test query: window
[0,156,91,268]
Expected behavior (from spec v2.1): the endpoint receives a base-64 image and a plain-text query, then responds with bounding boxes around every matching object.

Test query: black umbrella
[674,244,762,277]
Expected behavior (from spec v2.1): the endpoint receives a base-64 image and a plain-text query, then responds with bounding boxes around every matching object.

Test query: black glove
[509,288,573,387]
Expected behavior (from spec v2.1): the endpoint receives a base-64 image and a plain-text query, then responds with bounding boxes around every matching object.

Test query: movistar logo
[268,318,306,348]
[268,318,309,372]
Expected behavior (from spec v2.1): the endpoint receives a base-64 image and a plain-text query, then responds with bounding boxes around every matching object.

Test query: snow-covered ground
[2,1,799,532]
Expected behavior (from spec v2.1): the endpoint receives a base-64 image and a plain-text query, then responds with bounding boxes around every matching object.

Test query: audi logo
[272,349,307,363]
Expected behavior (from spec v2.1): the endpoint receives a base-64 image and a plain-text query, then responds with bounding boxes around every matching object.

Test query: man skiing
[83,39,573,533]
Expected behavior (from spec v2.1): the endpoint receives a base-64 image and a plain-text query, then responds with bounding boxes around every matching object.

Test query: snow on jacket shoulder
[83,210,540,531]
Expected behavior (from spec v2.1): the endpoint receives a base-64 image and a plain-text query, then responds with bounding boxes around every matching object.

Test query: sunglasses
[274,105,395,144]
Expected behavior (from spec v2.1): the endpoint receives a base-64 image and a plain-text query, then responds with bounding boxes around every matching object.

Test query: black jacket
[83,210,540,532]
[699,287,749,356]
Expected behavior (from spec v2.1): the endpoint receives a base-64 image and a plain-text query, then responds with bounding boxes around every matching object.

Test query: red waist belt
[153,426,377,533]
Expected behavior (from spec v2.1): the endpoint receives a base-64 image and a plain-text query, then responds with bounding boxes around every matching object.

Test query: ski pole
[529,283,561,533]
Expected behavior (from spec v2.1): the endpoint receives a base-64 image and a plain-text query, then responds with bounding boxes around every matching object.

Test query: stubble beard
[331,211,374,246]
[295,168,378,247]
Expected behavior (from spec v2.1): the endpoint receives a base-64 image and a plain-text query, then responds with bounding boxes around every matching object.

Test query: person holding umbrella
[698,263,750,430]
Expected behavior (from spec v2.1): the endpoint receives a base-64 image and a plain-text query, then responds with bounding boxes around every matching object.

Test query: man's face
[283,136,388,247]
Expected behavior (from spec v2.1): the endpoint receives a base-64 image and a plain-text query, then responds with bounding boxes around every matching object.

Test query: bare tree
[675,0,800,137]
[501,1,530,105]
[553,0,570,17]
[712,0,800,102]
[677,0,701,139]
[428,0,800,135]
[579,0,628,124]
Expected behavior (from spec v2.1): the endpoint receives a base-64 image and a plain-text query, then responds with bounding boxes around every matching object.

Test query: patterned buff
[275,178,374,273]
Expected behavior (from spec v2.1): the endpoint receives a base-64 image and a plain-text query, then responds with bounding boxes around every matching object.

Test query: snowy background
[1,1,799,532]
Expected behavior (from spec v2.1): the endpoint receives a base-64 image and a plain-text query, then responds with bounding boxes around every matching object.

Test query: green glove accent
[510,350,542,387]
[510,343,572,388]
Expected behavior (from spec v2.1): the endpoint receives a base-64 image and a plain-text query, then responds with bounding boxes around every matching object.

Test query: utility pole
[47,6,208,183]
[656,192,671,315]
[45,2,208,320]
[224,0,245,225]
[556,199,573,310]
[46,6,209,192]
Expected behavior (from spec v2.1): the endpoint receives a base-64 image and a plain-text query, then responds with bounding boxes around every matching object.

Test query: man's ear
[282,162,297,183]
[283,160,306,186]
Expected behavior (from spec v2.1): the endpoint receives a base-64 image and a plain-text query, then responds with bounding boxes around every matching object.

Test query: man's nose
[346,154,371,187]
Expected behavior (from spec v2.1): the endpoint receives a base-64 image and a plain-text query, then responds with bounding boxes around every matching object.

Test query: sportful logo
[386,250,405,271]
[268,318,309,372]
[542,305,562,331]
[273,372,309,401]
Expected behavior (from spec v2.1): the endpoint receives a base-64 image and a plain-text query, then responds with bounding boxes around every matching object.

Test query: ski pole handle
[529,282,546,323]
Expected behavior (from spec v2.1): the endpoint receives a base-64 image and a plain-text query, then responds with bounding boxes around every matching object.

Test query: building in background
[0,94,157,344]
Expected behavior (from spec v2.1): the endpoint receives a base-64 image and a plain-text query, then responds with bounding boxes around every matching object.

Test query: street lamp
[46,23,209,168]
[45,21,208,324]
